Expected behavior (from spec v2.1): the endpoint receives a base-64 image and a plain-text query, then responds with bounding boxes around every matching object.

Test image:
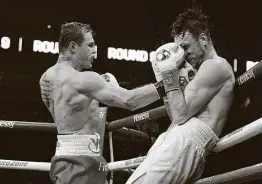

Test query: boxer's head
[171,8,212,69]
[59,22,97,69]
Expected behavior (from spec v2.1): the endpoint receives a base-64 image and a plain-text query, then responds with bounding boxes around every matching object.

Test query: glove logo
[156,49,170,62]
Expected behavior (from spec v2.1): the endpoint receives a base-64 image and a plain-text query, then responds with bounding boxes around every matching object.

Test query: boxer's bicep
[73,71,132,109]
[93,85,133,109]
[184,61,229,117]
[90,82,159,111]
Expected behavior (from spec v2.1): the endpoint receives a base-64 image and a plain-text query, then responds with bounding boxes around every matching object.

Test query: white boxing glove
[153,42,186,93]
[155,42,185,73]
[150,52,163,82]
[101,73,119,87]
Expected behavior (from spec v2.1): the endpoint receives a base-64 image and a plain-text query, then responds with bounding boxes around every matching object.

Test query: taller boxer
[126,8,235,184]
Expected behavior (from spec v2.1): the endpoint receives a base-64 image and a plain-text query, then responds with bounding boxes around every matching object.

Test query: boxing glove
[153,42,185,93]
[151,49,195,91]
[155,42,185,72]
[155,43,185,93]
[150,51,163,82]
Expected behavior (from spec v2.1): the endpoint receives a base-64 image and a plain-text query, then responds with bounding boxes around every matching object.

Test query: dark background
[0,0,262,183]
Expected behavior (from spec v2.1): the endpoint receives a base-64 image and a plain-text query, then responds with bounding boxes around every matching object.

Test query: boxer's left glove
[150,51,166,98]
[155,42,185,93]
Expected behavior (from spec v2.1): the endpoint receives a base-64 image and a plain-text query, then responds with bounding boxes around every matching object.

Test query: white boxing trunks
[126,117,219,184]
[50,134,107,184]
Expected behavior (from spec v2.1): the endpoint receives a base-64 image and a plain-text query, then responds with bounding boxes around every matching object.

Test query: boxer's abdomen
[196,77,234,136]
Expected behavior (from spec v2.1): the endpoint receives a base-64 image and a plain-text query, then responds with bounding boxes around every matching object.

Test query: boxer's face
[176,31,205,69]
[75,32,97,69]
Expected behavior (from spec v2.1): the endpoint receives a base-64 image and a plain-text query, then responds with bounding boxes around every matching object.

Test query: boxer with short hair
[40,22,165,184]
[126,8,235,184]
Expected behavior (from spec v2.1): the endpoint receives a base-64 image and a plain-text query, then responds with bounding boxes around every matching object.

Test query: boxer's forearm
[126,84,160,110]
[161,70,188,127]
[166,90,187,128]
[163,97,174,122]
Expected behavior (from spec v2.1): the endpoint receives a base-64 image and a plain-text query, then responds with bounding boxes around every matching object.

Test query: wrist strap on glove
[162,69,181,93]
[154,81,165,98]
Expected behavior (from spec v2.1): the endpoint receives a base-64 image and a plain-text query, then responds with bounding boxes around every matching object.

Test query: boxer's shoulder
[71,71,102,85]
[69,71,106,94]
[199,57,232,78]
[41,65,59,80]
[189,57,234,89]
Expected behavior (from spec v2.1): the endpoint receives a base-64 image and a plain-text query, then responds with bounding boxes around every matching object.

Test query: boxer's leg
[50,155,107,184]
[127,118,218,184]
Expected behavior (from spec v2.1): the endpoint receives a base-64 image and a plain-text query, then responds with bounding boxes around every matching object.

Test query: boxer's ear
[68,41,77,53]
[198,33,208,46]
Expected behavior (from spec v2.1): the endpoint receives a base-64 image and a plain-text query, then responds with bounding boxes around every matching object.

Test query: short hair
[171,8,210,40]
[59,22,94,53]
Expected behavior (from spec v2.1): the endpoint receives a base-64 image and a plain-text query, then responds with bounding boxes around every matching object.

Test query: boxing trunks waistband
[55,133,101,156]
[169,117,219,156]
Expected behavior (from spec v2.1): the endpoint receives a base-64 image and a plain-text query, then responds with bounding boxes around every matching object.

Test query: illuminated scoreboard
[1,36,13,50]
[0,36,259,72]
[33,40,59,54]
[0,36,59,54]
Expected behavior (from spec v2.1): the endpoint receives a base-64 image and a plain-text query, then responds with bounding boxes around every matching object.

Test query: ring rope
[213,117,262,152]
[0,106,167,132]
[0,121,150,142]
[0,117,261,171]
[0,118,261,183]
[109,117,262,170]
[114,128,150,142]
[107,106,167,131]
[1,115,262,153]
[193,162,262,184]
[0,158,261,184]
[0,156,147,172]
[3,107,262,151]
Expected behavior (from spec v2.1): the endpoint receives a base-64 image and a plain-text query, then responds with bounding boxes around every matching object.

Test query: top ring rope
[107,106,167,131]
[0,105,167,132]
[1,112,262,152]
